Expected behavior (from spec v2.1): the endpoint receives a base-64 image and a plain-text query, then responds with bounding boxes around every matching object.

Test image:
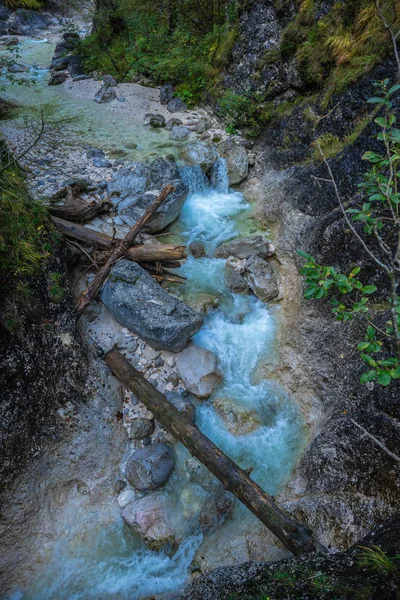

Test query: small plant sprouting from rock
[299,81,400,387]
[357,545,400,574]
[48,272,64,302]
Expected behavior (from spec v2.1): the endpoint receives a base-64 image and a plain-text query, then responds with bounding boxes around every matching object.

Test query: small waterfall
[180,165,209,195]
[210,157,229,194]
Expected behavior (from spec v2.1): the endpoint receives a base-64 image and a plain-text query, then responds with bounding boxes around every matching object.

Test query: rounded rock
[125,443,175,491]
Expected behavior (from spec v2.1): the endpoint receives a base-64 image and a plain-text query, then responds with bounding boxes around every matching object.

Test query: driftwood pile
[50,184,187,311]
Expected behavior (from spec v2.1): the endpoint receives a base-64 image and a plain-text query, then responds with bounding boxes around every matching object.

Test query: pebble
[143,346,160,360]
[114,479,127,493]
[142,437,151,446]
[167,372,179,387]
[154,356,164,367]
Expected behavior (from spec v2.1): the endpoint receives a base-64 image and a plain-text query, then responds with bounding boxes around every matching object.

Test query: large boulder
[125,443,175,491]
[215,236,275,260]
[122,492,177,549]
[67,56,84,78]
[101,261,203,351]
[225,257,249,294]
[165,391,196,424]
[94,84,116,103]
[167,97,187,113]
[119,179,188,233]
[124,179,187,231]
[218,137,249,184]
[243,254,279,302]
[147,157,179,189]
[107,163,149,205]
[160,83,175,105]
[180,142,218,174]
[176,345,222,399]
[165,117,182,131]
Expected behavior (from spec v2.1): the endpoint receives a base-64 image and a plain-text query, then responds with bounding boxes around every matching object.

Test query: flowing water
[2,35,306,600]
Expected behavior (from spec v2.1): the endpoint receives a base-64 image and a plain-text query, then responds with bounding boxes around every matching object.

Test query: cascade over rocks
[176,345,222,399]
[101,261,203,351]
[125,443,175,491]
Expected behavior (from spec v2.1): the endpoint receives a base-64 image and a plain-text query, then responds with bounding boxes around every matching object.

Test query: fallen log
[52,217,186,262]
[48,186,111,223]
[105,350,326,558]
[74,184,174,318]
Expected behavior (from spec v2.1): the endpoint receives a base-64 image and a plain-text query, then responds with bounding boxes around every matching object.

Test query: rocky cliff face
[218,0,400,565]
[0,247,87,485]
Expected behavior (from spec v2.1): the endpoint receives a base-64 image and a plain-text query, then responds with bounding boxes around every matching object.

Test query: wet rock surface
[215,236,275,260]
[176,345,222,399]
[125,443,175,491]
[101,261,203,351]
[218,137,249,184]
[180,142,218,173]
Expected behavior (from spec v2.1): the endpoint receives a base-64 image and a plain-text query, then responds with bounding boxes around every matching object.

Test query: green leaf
[388,83,400,96]
[367,97,386,104]
[361,354,377,366]
[362,285,377,294]
[357,342,371,351]
[390,366,400,379]
[360,370,377,383]
[378,372,391,386]
[304,285,318,299]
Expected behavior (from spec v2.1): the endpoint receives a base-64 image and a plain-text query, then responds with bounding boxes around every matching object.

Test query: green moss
[0,140,50,300]
[311,113,372,161]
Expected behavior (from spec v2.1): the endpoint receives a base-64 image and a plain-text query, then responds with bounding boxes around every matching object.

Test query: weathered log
[74,184,174,318]
[48,186,111,223]
[105,350,326,558]
[52,216,187,262]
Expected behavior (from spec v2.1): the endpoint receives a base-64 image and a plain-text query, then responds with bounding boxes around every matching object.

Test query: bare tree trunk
[105,351,326,557]
[48,187,111,223]
[74,184,174,318]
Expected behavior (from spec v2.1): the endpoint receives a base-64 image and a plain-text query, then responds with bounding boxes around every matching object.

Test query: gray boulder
[128,418,155,440]
[160,83,175,105]
[176,345,222,399]
[180,142,218,174]
[101,261,203,351]
[196,118,210,134]
[146,114,166,128]
[119,179,188,233]
[147,157,179,189]
[165,117,183,131]
[95,84,116,103]
[53,41,70,59]
[107,163,149,205]
[244,254,279,302]
[48,71,67,86]
[215,236,275,260]
[167,97,187,113]
[170,125,190,142]
[51,56,71,71]
[63,31,80,47]
[125,443,174,491]
[218,137,249,184]
[165,391,196,424]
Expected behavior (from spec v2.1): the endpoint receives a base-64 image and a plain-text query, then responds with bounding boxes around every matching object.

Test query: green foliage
[218,90,258,133]
[4,0,42,8]
[280,0,399,102]
[357,546,400,574]
[0,140,50,299]
[48,271,64,302]
[299,82,400,387]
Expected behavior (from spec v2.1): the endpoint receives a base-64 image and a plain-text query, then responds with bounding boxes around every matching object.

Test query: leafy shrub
[4,0,42,8]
